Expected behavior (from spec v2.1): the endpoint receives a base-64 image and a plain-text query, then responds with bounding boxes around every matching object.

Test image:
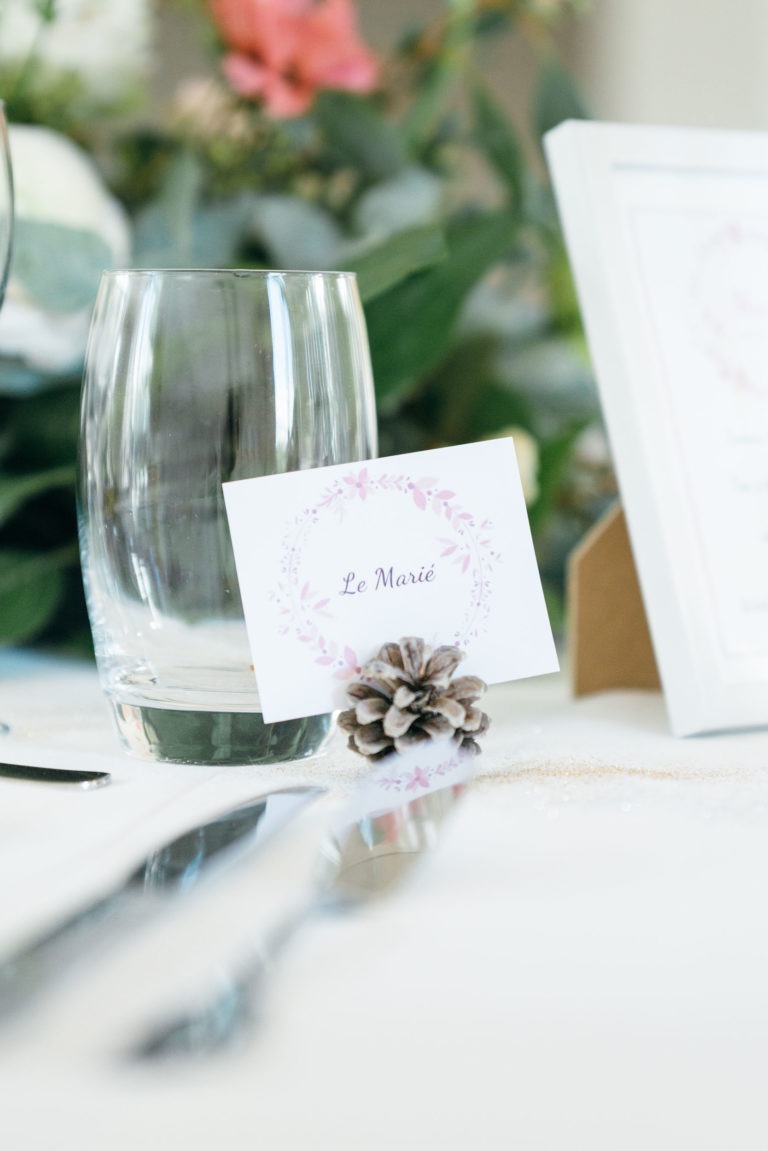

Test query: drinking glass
[78,269,377,765]
[0,101,13,306]
[0,104,12,740]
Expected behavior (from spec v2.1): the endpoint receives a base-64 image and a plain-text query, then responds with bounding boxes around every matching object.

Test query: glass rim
[102,267,357,280]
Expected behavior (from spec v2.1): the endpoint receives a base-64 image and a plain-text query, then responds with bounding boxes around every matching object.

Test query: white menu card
[224,438,558,723]
[546,119,768,735]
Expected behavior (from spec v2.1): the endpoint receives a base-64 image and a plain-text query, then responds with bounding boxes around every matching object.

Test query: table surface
[1,650,767,1150]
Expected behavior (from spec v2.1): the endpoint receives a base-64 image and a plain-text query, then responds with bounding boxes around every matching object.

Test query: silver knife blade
[129,744,474,1061]
[0,784,323,1021]
[0,762,111,788]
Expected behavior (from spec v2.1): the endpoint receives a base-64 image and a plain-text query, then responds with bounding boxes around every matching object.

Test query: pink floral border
[370,748,467,794]
[270,466,501,679]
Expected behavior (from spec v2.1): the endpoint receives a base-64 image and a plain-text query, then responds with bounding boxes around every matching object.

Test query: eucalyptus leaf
[364,210,519,402]
[132,195,252,269]
[0,549,67,644]
[11,219,112,312]
[159,148,204,219]
[131,150,253,269]
[247,195,343,269]
[352,167,443,239]
[343,224,446,303]
[0,465,75,527]
[0,361,52,397]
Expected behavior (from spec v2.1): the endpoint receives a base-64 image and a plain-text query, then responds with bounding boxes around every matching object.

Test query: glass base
[110,700,334,765]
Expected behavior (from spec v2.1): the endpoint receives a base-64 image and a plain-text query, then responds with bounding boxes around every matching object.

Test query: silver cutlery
[0,762,111,788]
[0,784,322,1020]
[129,755,473,1062]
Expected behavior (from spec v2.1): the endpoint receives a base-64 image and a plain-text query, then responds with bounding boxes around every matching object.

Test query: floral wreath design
[687,222,768,399]
[270,466,502,680]
[369,749,467,795]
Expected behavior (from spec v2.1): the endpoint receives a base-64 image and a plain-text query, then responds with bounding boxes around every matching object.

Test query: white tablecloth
[1,651,767,1149]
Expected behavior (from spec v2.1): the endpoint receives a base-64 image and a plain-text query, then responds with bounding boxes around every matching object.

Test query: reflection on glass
[78,269,377,765]
[0,101,12,308]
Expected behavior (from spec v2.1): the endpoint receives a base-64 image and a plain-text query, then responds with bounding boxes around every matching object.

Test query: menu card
[546,119,768,735]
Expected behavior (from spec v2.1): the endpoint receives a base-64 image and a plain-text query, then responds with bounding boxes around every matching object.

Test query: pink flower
[209,0,380,119]
[343,466,371,499]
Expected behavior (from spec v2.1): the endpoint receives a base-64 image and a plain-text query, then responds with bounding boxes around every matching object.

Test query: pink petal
[222,53,271,98]
[297,0,379,92]
[343,645,359,668]
[259,71,315,117]
[210,0,307,69]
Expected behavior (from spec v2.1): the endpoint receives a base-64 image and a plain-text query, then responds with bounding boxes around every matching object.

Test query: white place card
[224,438,558,723]
[546,119,768,735]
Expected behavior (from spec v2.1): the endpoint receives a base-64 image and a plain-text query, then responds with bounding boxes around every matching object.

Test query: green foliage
[0,547,68,644]
[313,93,410,182]
[344,224,448,303]
[0,0,608,653]
[471,84,525,207]
[12,220,112,312]
[365,210,520,401]
[0,465,75,526]
[532,54,590,141]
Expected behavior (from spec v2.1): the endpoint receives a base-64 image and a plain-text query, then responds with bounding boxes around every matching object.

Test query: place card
[224,438,558,723]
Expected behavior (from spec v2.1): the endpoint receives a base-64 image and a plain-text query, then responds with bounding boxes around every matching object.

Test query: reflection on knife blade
[0,762,111,788]
[129,742,474,1061]
[0,785,323,1021]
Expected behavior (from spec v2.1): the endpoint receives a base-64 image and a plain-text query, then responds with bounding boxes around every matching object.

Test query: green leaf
[158,148,204,250]
[364,210,519,402]
[0,465,75,527]
[532,55,589,142]
[405,333,533,446]
[11,219,112,312]
[4,383,81,468]
[343,224,447,303]
[401,1,476,152]
[352,167,442,238]
[472,84,525,207]
[313,93,408,181]
[528,418,589,531]
[401,63,458,154]
[36,0,58,22]
[132,151,255,269]
[247,194,342,270]
[133,196,252,269]
[0,549,68,644]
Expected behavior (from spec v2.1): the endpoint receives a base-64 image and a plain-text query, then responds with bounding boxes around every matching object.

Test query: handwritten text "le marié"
[339,564,436,596]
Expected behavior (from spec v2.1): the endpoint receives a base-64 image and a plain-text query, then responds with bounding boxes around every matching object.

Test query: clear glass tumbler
[78,269,377,764]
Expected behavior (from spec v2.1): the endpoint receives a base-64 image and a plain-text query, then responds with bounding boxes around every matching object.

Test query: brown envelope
[567,501,661,695]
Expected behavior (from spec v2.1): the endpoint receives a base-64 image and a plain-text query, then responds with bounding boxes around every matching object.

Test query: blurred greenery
[0,0,615,654]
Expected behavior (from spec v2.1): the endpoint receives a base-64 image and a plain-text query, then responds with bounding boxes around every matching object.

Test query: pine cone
[338,636,490,760]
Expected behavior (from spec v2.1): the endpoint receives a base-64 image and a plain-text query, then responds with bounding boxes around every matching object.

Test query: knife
[0,784,323,1021]
[0,762,111,789]
[129,744,474,1061]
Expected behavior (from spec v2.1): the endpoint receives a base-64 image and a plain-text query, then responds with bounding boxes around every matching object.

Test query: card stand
[567,501,661,697]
